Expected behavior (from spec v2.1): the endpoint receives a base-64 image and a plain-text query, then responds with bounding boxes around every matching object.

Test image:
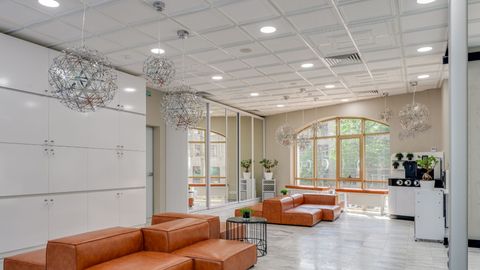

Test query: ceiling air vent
[356,89,380,96]
[323,52,362,67]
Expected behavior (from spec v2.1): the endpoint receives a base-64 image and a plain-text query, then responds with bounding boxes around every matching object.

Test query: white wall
[0,33,147,263]
[468,61,480,240]
[165,127,189,212]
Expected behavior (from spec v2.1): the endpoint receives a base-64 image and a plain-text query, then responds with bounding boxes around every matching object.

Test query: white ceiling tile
[405,54,443,67]
[107,50,145,66]
[400,9,448,32]
[256,64,294,75]
[175,9,233,33]
[402,27,448,46]
[83,36,124,52]
[298,68,333,79]
[133,42,180,57]
[223,42,269,58]
[404,41,446,57]
[203,27,252,47]
[268,72,302,82]
[398,0,448,14]
[340,0,393,24]
[362,48,402,62]
[97,0,162,25]
[241,18,295,39]
[276,49,316,63]
[12,28,61,46]
[164,0,208,16]
[242,54,281,67]
[165,35,213,53]
[242,76,274,85]
[367,59,403,71]
[229,69,263,79]
[135,19,183,40]
[0,1,49,28]
[351,22,397,51]
[219,0,279,24]
[217,80,246,88]
[307,29,356,57]
[30,20,83,43]
[190,49,234,63]
[332,63,366,75]
[212,59,250,72]
[261,35,306,52]
[61,9,123,35]
[270,0,329,14]
[287,8,339,31]
[102,28,156,48]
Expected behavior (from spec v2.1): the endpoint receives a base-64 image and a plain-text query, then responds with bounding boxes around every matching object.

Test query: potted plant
[395,152,404,161]
[259,159,278,180]
[239,207,252,219]
[406,153,414,161]
[416,155,439,190]
[240,159,252,179]
[280,188,288,196]
[392,161,400,169]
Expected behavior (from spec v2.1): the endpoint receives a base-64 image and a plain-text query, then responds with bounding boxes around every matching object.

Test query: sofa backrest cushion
[262,197,294,223]
[303,193,337,205]
[46,227,142,270]
[151,212,220,239]
[142,218,209,253]
[290,194,304,207]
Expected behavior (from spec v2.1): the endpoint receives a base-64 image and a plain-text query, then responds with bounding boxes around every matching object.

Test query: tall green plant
[259,159,278,172]
[241,159,252,173]
[416,156,438,180]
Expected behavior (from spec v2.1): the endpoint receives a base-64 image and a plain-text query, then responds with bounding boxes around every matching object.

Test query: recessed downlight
[301,63,314,68]
[124,88,136,92]
[38,0,59,7]
[341,99,349,102]
[250,92,259,97]
[150,48,165,54]
[260,26,276,34]
[417,74,430,79]
[417,46,433,53]
[276,104,285,108]
[417,0,436,4]
[325,84,335,89]
[212,75,223,80]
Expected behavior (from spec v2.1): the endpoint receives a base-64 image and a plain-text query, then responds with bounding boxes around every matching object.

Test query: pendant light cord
[182,38,185,83]
[81,0,86,47]
[157,12,161,55]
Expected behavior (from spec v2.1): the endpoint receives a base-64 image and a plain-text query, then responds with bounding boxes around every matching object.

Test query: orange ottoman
[4,249,46,270]
[173,239,257,270]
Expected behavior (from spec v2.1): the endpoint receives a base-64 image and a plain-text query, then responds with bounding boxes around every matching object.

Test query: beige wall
[264,89,444,193]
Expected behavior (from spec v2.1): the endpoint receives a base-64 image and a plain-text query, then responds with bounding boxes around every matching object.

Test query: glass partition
[253,118,264,198]
[209,104,228,208]
[240,115,253,201]
[187,106,207,211]
[226,109,238,203]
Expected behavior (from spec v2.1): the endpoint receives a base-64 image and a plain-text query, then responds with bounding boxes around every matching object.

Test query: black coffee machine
[403,156,445,188]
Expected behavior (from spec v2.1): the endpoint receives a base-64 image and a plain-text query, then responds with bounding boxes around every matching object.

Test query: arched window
[188,128,226,185]
[294,117,390,190]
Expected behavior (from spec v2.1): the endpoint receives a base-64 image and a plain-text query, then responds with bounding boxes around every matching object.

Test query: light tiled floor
[214,210,480,270]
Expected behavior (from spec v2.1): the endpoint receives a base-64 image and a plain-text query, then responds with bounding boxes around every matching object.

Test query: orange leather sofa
[5,216,257,270]
[235,193,342,226]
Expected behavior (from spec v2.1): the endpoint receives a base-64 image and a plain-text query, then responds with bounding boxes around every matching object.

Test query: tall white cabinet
[0,33,147,256]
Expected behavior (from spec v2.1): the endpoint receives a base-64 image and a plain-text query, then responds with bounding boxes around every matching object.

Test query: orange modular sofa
[235,193,342,226]
[4,216,257,270]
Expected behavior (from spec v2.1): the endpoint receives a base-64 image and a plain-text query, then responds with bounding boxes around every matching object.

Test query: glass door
[146,126,154,220]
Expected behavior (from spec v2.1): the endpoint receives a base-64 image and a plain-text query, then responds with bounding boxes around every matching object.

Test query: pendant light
[379,92,393,123]
[275,96,296,146]
[398,81,431,139]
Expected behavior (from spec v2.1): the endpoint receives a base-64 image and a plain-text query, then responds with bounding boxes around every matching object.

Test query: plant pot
[242,212,251,219]
[243,172,251,179]
[393,165,399,169]
[264,172,273,180]
[420,180,435,190]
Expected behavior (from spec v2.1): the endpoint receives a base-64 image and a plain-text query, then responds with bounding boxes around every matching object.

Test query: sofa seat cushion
[173,239,256,270]
[86,251,192,270]
[4,248,46,270]
[219,222,247,240]
[299,205,341,221]
[282,207,322,226]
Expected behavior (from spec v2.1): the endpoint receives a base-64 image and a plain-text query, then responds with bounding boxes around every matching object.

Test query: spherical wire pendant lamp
[161,29,205,130]
[48,1,117,112]
[275,96,297,146]
[143,1,175,88]
[398,81,431,139]
[379,92,393,123]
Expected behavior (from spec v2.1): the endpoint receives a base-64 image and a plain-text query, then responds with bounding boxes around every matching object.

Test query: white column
[165,126,188,213]
[449,0,468,268]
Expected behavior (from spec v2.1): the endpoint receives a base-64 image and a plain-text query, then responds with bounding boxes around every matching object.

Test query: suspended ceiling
[0,0,477,115]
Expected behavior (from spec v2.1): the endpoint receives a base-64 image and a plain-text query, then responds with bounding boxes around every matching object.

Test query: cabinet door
[49,147,88,193]
[87,149,119,190]
[87,191,119,231]
[116,72,146,114]
[0,89,48,144]
[119,112,146,151]
[119,189,146,227]
[0,196,49,253]
[86,108,119,149]
[0,143,48,196]
[0,34,49,94]
[48,193,88,239]
[119,150,146,188]
[49,99,90,147]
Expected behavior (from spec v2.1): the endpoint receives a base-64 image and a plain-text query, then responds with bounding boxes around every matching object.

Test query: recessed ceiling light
[341,99,349,102]
[417,0,436,4]
[276,104,285,108]
[301,63,314,68]
[417,74,430,79]
[325,84,335,89]
[260,26,276,34]
[124,88,136,92]
[38,0,59,7]
[250,92,259,97]
[212,75,223,80]
[417,46,433,53]
[150,48,165,54]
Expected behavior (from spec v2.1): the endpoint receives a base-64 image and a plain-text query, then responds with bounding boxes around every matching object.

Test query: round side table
[225,217,267,257]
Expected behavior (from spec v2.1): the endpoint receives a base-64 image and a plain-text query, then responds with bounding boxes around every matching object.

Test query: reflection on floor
[211,209,480,270]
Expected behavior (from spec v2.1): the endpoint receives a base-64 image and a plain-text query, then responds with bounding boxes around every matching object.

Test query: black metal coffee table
[225,217,267,257]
